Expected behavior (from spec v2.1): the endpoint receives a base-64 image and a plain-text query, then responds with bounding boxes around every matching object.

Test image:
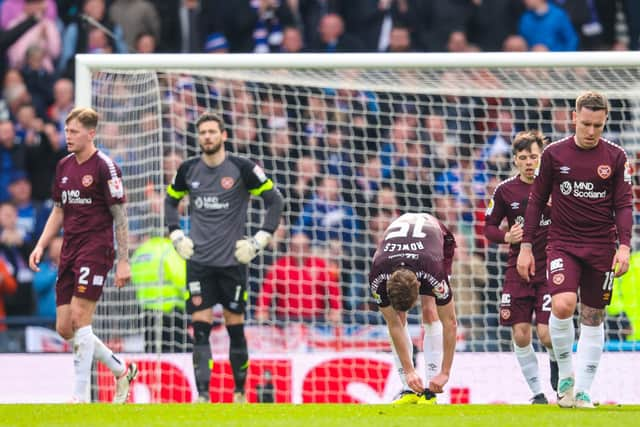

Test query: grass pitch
[1,404,639,427]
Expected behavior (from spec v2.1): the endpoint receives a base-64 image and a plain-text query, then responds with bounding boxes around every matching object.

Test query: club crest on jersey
[107,177,124,198]
[82,174,93,187]
[597,165,611,179]
[552,273,565,285]
[221,176,234,190]
[500,308,511,320]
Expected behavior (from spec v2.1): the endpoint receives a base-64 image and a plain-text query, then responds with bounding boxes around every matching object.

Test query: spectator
[468,0,523,52]
[283,154,319,225]
[502,34,528,52]
[6,0,60,73]
[256,232,342,324]
[386,25,413,52]
[280,25,304,52]
[134,31,157,53]
[446,30,470,53]
[294,175,361,248]
[519,0,578,51]
[19,44,54,118]
[146,0,186,52]
[414,0,472,52]
[202,0,295,53]
[7,170,51,248]
[333,0,394,52]
[0,0,43,81]
[46,78,74,142]
[623,0,640,50]
[0,0,56,30]
[25,121,66,202]
[57,0,127,78]
[309,13,364,52]
[0,255,18,335]
[109,0,160,52]
[3,68,32,119]
[131,235,190,353]
[31,234,60,318]
[0,202,34,316]
[0,119,27,203]
[607,251,640,341]
[557,0,616,50]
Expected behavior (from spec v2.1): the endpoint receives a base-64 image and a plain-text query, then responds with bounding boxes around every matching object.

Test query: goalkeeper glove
[235,230,272,264]
[170,229,194,260]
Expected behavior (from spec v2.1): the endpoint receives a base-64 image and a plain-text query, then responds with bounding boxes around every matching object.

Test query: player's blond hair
[65,107,98,130]
[387,268,420,312]
[576,91,609,114]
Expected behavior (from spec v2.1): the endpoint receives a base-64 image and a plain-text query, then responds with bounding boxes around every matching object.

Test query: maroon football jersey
[485,174,550,281]
[523,136,633,247]
[369,213,456,308]
[52,151,126,264]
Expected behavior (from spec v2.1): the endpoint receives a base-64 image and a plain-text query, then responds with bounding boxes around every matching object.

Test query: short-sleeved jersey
[168,154,273,267]
[523,136,633,246]
[369,213,456,308]
[485,175,550,280]
[52,150,125,264]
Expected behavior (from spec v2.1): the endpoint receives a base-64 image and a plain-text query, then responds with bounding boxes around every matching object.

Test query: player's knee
[193,321,212,345]
[226,323,246,347]
[552,302,574,319]
[512,330,530,347]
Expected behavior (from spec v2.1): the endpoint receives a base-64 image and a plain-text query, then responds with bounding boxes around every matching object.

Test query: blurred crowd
[2,0,640,351]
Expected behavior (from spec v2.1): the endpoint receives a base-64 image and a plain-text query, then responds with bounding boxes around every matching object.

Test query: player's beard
[199,139,223,155]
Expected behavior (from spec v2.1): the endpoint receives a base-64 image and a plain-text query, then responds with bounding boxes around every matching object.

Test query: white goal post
[75,52,639,403]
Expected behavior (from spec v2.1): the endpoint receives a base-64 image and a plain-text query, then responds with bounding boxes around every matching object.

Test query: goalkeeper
[369,213,457,404]
[165,112,283,403]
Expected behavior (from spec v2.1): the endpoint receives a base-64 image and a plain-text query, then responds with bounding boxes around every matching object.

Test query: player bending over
[369,213,457,404]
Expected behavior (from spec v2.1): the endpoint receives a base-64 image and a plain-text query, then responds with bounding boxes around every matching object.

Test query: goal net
[76,52,639,403]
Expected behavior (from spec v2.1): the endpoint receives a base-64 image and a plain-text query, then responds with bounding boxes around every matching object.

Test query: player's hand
[611,244,631,277]
[170,229,194,259]
[505,223,523,244]
[516,245,535,282]
[29,246,44,272]
[115,259,131,288]
[428,372,449,394]
[235,231,271,264]
[405,368,424,394]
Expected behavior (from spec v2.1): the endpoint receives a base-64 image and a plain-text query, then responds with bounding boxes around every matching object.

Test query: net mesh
[87,62,639,402]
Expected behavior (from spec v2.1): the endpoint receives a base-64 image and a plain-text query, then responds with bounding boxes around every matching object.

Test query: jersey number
[385,216,427,240]
[78,266,90,284]
[602,271,614,291]
[542,294,552,312]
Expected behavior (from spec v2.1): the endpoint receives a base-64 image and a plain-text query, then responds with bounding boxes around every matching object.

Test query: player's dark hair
[387,268,420,312]
[511,130,545,155]
[65,107,98,130]
[575,91,609,114]
[196,112,225,132]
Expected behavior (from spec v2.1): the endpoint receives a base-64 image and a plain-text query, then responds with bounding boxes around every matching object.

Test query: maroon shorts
[546,243,616,309]
[56,260,113,306]
[500,267,552,326]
